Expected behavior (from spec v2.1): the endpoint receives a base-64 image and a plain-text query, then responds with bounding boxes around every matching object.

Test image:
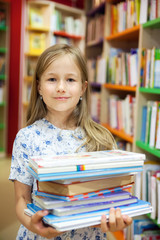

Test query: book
[37,174,134,196]
[51,196,138,216]
[27,200,152,231]
[32,190,132,209]
[140,106,147,142]
[27,165,143,181]
[35,184,133,201]
[29,150,145,170]
[29,32,46,55]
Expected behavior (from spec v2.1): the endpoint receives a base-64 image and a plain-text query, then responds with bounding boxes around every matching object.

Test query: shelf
[0,25,7,31]
[147,214,160,227]
[0,75,6,80]
[24,76,33,83]
[25,52,41,57]
[0,123,5,129]
[136,141,160,158]
[106,25,140,41]
[139,87,160,94]
[102,123,134,143]
[26,26,50,32]
[0,102,5,107]
[53,31,83,40]
[0,47,7,53]
[86,1,105,17]
[143,18,160,29]
[104,84,136,92]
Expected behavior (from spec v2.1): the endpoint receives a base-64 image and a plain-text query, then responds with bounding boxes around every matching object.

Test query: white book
[139,0,148,24]
[149,102,157,147]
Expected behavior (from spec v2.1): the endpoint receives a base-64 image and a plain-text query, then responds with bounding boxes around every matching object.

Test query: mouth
[54,97,69,100]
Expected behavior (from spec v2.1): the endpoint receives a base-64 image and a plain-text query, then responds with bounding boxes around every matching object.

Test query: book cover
[32,190,132,209]
[52,196,138,216]
[141,106,147,142]
[29,33,46,55]
[37,174,134,196]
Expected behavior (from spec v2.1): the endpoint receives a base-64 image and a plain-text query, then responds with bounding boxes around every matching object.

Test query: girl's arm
[14,180,63,239]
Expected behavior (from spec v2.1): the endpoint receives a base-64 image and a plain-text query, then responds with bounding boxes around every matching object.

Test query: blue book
[27,165,143,181]
[141,106,147,142]
[27,200,152,231]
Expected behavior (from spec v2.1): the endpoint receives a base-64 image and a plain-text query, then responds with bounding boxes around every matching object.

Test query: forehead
[47,54,79,70]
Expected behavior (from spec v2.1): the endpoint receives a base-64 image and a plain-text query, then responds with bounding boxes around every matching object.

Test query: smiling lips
[54,97,69,100]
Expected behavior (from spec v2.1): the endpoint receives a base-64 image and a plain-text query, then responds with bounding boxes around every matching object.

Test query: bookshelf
[85,0,160,237]
[0,1,9,157]
[22,0,85,127]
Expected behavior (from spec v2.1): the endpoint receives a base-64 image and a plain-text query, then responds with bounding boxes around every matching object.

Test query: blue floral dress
[9,118,107,240]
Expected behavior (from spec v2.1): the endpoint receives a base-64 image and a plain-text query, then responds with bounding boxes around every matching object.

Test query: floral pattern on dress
[9,118,107,240]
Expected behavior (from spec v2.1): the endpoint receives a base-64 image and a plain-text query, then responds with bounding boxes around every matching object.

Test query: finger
[108,208,116,231]
[101,214,108,233]
[122,215,133,226]
[115,208,125,229]
[31,210,49,224]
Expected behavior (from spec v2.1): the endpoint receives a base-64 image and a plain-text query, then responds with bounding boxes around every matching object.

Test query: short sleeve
[9,129,34,186]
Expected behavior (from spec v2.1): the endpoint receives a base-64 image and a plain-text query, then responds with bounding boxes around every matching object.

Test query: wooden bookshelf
[106,25,140,41]
[104,84,136,92]
[136,141,160,158]
[139,87,160,94]
[53,31,83,40]
[102,123,134,143]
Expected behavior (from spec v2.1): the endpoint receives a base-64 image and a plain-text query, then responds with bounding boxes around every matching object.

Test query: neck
[45,112,76,130]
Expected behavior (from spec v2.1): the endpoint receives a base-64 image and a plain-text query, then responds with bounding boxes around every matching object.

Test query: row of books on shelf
[140,101,160,149]
[108,94,135,136]
[115,137,132,152]
[140,47,160,88]
[87,14,104,43]
[142,161,160,224]
[87,56,106,84]
[107,48,138,87]
[0,82,5,103]
[110,0,139,35]
[51,10,83,36]
[29,7,83,36]
[132,219,160,239]
[25,149,152,231]
[110,0,160,35]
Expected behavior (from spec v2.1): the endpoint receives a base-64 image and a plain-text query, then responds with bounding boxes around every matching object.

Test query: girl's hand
[29,210,64,239]
[101,208,132,233]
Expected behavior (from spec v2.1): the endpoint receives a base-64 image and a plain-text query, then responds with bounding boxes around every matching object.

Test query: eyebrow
[44,72,79,77]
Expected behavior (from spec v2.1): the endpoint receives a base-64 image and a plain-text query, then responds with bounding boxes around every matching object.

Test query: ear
[37,80,42,96]
[81,81,88,96]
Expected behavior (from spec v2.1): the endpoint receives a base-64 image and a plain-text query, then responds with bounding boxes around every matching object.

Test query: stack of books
[26,150,152,231]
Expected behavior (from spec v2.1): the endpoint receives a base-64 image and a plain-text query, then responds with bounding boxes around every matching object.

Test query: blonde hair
[27,44,116,151]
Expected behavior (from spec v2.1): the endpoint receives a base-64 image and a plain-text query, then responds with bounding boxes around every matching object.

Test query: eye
[67,78,75,82]
[48,78,56,82]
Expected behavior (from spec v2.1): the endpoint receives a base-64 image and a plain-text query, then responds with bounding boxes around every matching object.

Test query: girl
[9,44,132,240]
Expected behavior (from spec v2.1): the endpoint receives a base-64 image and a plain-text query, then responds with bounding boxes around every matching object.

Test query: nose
[56,80,66,92]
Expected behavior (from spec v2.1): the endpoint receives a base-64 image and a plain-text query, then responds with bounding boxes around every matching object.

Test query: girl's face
[38,54,87,117]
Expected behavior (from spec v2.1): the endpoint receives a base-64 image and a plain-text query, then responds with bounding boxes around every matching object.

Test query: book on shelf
[29,33,46,55]
[27,58,38,76]
[34,183,134,201]
[155,103,160,149]
[132,219,160,239]
[37,174,134,196]
[0,9,6,27]
[32,190,132,209]
[26,200,152,231]
[0,55,5,75]
[140,106,147,142]
[51,196,138,216]
[29,7,43,28]
[154,48,160,88]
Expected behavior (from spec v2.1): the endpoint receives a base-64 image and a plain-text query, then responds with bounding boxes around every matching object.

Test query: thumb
[31,210,49,223]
